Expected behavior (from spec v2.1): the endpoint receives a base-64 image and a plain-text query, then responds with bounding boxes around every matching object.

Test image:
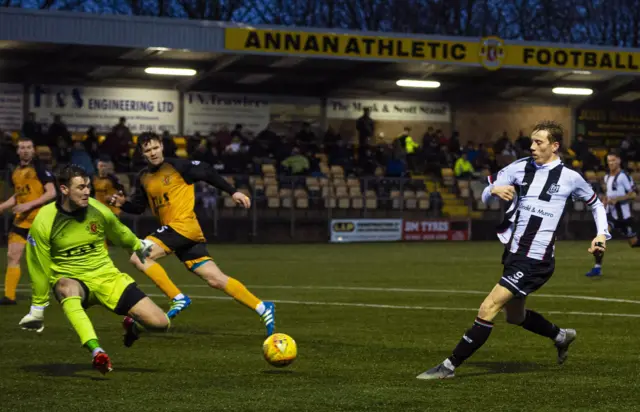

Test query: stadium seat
[176,148,188,159]
[336,186,349,209]
[320,163,330,175]
[441,168,455,187]
[348,186,361,197]
[405,190,417,209]
[365,190,377,209]
[475,199,487,210]
[224,196,236,208]
[261,164,276,176]
[305,177,319,188]
[296,196,309,209]
[280,188,293,208]
[264,176,277,187]
[574,201,585,211]
[333,177,346,188]
[585,171,597,183]
[324,197,337,208]
[634,201,640,212]
[330,165,345,178]
[416,190,429,210]
[265,185,278,197]
[596,170,606,180]
[346,177,360,188]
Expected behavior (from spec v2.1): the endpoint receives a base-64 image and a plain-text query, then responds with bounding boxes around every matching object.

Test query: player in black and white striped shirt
[586,149,638,277]
[417,121,610,380]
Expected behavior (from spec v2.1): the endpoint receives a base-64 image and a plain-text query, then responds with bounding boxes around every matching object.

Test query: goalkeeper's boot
[585,266,602,277]
[0,296,16,305]
[261,301,276,337]
[555,328,577,365]
[167,295,192,319]
[92,351,113,375]
[416,363,455,380]
[122,316,140,348]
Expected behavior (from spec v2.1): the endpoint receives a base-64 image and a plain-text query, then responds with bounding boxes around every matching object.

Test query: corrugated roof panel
[0,8,225,52]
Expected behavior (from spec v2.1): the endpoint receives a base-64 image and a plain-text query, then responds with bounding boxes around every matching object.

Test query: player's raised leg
[417,284,513,380]
[191,259,276,336]
[122,296,171,348]
[504,297,576,364]
[129,239,191,319]
[1,237,25,305]
[53,278,112,375]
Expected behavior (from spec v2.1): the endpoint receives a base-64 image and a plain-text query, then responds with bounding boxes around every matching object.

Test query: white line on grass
[10,287,640,318]
[143,293,640,319]
[130,284,640,305]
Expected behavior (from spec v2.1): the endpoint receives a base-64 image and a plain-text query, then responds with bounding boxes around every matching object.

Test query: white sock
[443,358,456,371]
[255,302,266,316]
[594,264,601,269]
[554,328,566,343]
[173,293,185,301]
[92,347,105,358]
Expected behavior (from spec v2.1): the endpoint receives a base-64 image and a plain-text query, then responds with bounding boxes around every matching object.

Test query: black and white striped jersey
[483,157,610,261]
[604,171,636,221]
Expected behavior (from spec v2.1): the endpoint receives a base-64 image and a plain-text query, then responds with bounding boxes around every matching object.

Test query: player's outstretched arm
[110,175,147,214]
[572,173,611,254]
[0,194,17,214]
[179,159,251,208]
[91,199,152,262]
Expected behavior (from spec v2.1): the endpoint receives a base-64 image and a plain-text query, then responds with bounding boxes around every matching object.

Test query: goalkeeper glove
[19,305,46,333]
[135,239,154,264]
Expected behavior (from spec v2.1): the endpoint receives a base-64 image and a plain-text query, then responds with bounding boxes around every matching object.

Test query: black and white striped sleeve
[572,173,611,239]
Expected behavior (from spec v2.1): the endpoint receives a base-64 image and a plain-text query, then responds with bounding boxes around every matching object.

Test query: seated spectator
[84,127,100,160]
[295,122,317,152]
[162,130,177,158]
[53,135,72,165]
[187,132,203,155]
[454,152,475,179]
[515,130,531,157]
[70,141,95,176]
[464,141,479,164]
[570,134,590,162]
[474,143,490,170]
[281,147,310,176]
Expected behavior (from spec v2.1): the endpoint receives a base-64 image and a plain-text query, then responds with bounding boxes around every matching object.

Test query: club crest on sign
[479,36,505,70]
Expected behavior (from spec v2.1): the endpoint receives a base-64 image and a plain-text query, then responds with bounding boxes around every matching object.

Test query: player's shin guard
[448,317,494,367]
[61,296,98,347]
[143,263,182,300]
[4,266,20,300]
[223,277,262,311]
[518,309,560,339]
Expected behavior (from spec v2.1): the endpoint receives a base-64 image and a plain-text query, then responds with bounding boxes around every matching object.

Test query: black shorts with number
[499,253,555,298]
[607,214,637,239]
[146,225,212,270]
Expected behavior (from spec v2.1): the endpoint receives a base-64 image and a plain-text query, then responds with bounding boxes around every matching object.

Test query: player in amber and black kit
[0,137,56,305]
[109,132,276,336]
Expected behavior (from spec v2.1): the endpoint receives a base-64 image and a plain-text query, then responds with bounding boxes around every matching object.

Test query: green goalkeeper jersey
[26,197,142,307]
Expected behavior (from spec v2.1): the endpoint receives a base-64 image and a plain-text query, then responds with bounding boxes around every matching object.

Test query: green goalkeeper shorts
[53,271,147,316]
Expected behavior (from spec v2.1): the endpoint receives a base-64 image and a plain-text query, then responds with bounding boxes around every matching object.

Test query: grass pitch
[1,241,639,411]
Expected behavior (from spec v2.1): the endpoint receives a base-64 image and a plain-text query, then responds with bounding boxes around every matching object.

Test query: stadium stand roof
[0,7,638,105]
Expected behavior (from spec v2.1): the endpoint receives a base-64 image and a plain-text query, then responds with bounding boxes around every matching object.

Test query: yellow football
[263,333,297,367]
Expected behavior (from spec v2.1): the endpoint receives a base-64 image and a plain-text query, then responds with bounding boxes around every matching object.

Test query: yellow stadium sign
[224,28,640,74]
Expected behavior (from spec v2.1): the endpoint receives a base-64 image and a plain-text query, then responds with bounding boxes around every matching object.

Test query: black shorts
[607,215,637,239]
[8,225,29,243]
[146,225,212,270]
[499,253,555,297]
[52,280,147,316]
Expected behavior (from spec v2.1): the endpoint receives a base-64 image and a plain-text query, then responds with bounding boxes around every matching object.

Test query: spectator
[230,124,246,144]
[162,130,177,158]
[21,112,44,145]
[448,131,461,155]
[356,108,374,165]
[570,134,590,162]
[281,147,310,176]
[215,126,232,151]
[0,131,18,167]
[256,123,279,150]
[295,122,317,150]
[464,141,479,164]
[620,135,638,165]
[47,115,72,147]
[84,127,100,160]
[515,130,531,156]
[454,152,475,179]
[439,145,455,169]
[70,141,95,176]
[187,132,203,155]
[53,135,72,165]
[474,143,490,170]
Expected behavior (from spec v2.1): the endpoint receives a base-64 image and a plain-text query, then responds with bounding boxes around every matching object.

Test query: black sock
[518,310,559,339]
[448,317,494,367]
[595,253,603,265]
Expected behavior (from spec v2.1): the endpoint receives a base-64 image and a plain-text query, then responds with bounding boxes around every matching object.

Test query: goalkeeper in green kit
[19,165,171,375]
